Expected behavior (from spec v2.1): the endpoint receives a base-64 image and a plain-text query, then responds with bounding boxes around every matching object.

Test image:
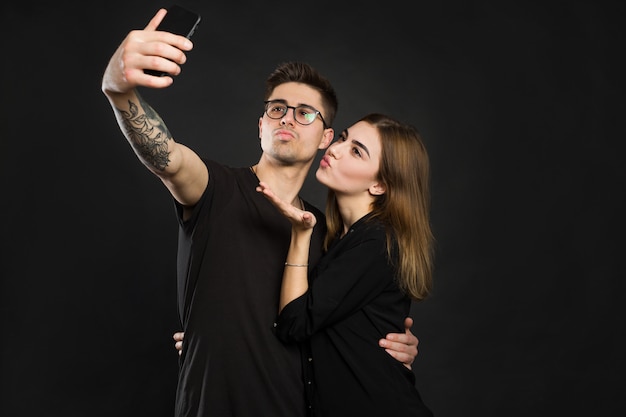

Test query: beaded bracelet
[284,262,308,267]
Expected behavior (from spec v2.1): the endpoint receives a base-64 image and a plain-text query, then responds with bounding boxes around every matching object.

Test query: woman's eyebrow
[351,139,370,157]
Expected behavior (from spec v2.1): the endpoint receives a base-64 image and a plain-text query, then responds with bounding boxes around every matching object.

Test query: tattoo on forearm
[117,99,171,171]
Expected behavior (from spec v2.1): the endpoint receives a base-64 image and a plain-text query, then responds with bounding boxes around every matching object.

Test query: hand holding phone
[145,5,202,77]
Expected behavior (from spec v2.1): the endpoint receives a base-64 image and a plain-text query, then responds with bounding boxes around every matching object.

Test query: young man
[101,8,419,417]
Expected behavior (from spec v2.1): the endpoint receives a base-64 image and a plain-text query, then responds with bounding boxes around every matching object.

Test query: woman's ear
[369,182,386,196]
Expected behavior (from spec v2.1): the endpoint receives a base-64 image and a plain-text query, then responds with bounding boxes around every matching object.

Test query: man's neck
[252,159,311,207]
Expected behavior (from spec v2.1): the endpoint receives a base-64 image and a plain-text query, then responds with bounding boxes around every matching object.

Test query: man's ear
[369,182,386,196]
[319,128,335,150]
[258,117,263,139]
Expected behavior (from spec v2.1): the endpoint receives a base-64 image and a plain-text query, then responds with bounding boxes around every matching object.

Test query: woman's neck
[336,194,374,235]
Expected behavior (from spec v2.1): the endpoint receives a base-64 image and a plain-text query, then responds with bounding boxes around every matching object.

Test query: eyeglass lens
[265,102,319,125]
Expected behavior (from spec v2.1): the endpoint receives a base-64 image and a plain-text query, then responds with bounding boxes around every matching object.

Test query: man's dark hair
[265,61,338,128]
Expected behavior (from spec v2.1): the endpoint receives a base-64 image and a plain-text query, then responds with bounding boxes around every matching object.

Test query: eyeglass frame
[263,100,328,128]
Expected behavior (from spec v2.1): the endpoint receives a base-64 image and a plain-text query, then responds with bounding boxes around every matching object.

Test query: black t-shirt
[174,159,326,417]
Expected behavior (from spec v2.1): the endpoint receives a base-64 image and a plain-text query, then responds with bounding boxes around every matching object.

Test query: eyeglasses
[264,100,328,128]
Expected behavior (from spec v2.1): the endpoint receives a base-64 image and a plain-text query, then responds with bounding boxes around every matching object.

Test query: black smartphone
[145,5,202,76]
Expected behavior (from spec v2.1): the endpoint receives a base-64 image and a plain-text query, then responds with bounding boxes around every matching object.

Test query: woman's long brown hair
[324,113,434,301]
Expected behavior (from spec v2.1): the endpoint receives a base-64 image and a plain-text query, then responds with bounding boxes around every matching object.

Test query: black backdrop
[1,1,624,416]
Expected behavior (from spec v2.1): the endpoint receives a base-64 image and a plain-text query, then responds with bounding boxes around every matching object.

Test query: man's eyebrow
[267,98,315,108]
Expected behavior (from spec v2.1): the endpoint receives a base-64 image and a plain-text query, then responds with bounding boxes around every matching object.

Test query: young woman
[257,113,434,416]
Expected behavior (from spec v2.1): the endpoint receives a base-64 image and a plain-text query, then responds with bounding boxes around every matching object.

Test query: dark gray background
[1,1,624,416]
